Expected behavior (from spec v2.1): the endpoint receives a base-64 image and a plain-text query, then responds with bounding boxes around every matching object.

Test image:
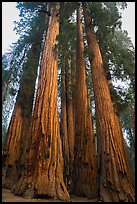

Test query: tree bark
[2,43,40,189]
[71,50,76,130]
[11,4,70,201]
[72,4,97,198]
[60,56,75,193]
[83,2,135,202]
[60,64,70,189]
[65,58,75,192]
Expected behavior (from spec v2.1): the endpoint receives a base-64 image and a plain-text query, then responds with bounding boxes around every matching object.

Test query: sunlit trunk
[72,4,97,197]
[2,43,40,189]
[83,2,135,202]
[11,4,70,201]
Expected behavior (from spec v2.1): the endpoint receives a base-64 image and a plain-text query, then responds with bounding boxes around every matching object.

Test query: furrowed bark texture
[72,5,97,197]
[2,43,40,189]
[83,2,135,202]
[71,51,76,130]
[11,4,70,201]
[65,59,75,192]
[60,65,70,189]
[60,58,75,193]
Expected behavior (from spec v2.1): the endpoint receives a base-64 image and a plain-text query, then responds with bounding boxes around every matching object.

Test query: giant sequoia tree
[2,2,135,202]
[72,4,97,197]
[60,56,75,192]
[11,3,69,201]
[2,42,41,189]
[60,62,70,188]
[2,5,46,189]
[83,2,135,202]
[59,4,76,192]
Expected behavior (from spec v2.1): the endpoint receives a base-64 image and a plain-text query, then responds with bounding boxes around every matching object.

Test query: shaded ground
[2,188,98,202]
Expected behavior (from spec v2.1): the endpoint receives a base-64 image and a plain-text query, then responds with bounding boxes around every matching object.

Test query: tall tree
[65,57,75,191]
[2,39,27,109]
[11,4,70,201]
[72,4,97,197]
[60,56,75,192]
[2,42,41,189]
[83,2,135,202]
[60,62,70,189]
[58,4,76,192]
[2,3,47,187]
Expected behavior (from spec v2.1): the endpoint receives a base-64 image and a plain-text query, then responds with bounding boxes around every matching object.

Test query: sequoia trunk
[60,57,75,193]
[72,5,97,197]
[2,43,40,189]
[60,65,69,189]
[65,58,75,192]
[83,2,135,202]
[11,4,70,201]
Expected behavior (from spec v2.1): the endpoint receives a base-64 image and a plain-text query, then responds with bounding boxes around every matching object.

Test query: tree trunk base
[100,184,135,202]
[10,172,70,201]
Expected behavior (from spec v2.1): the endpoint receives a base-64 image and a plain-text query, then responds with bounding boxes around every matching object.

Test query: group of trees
[2,2,135,202]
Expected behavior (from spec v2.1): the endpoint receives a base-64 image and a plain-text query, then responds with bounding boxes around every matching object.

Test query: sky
[2,2,20,54]
[121,2,135,46]
[2,2,135,54]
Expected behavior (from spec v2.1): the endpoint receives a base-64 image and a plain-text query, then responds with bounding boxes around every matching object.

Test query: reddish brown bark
[72,5,97,197]
[60,57,75,193]
[83,2,135,202]
[2,104,31,187]
[70,51,76,162]
[2,43,40,189]
[65,58,75,191]
[11,4,70,201]
[60,65,69,188]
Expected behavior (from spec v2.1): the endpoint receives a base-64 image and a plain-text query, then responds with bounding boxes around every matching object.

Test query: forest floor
[2,188,99,202]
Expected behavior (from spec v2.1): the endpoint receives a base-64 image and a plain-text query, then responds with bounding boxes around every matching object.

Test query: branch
[39,9,51,16]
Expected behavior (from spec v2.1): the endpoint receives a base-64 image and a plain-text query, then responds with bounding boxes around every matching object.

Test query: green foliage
[3,2,135,158]
[2,93,16,147]
[103,29,135,120]
[17,43,41,117]
[92,3,133,85]
[2,2,47,142]
[108,30,135,81]
[83,2,135,159]
[2,42,25,105]
[14,2,46,34]
[84,46,94,58]
[124,139,135,182]
[90,3,135,123]
[57,3,78,107]
[2,55,10,86]
[90,2,123,36]
[109,85,127,114]
[9,88,17,96]
[58,2,77,54]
